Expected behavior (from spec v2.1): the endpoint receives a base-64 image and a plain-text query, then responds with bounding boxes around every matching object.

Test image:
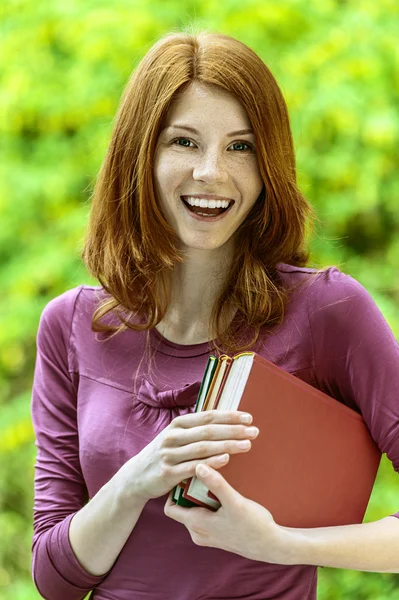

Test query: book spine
[171,355,219,505]
[182,357,234,507]
[213,357,233,409]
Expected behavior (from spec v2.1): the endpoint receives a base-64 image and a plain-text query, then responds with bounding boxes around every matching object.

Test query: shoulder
[40,284,105,318]
[283,265,398,356]
[37,284,105,346]
[304,266,379,324]
[277,262,373,312]
[276,263,393,345]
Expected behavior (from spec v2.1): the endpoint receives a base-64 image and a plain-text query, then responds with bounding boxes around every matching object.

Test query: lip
[180,196,234,222]
[181,194,234,203]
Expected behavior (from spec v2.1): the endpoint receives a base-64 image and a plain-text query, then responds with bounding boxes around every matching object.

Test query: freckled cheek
[236,168,264,197]
[155,158,190,192]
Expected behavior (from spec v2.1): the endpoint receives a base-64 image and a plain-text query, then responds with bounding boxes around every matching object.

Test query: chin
[180,236,233,253]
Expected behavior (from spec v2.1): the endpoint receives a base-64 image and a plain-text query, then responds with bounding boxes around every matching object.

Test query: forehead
[163,82,252,130]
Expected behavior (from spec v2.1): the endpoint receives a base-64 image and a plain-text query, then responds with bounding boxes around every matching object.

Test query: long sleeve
[31,287,109,599]
[306,267,399,518]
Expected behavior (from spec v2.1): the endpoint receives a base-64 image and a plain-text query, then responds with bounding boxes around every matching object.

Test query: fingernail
[245,427,259,438]
[197,464,210,477]
[216,454,229,464]
[237,440,251,449]
[240,414,252,424]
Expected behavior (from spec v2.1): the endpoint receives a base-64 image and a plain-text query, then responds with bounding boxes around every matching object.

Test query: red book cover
[187,353,381,528]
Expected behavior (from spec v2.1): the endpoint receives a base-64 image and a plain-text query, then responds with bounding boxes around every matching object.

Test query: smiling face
[153,82,264,254]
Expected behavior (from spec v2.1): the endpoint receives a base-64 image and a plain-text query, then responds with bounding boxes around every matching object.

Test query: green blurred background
[1,0,399,598]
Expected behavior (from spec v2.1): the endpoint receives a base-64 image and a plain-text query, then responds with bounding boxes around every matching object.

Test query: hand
[164,464,295,565]
[119,411,259,503]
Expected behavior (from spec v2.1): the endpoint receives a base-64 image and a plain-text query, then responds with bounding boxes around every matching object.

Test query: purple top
[31,264,399,600]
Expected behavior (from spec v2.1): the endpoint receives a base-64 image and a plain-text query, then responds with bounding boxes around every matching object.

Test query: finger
[163,423,259,448]
[167,453,230,484]
[164,490,193,522]
[164,493,210,525]
[207,453,230,469]
[164,498,186,522]
[172,410,253,429]
[165,491,175,508]
[187,452,230,471]
[195,464,240,506]
[168,438,253,465]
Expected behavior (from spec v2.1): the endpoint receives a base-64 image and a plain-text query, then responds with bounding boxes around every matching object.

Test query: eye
[229,141,254,152]
[172,137,195,148]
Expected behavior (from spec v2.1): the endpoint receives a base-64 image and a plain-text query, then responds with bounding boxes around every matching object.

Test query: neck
[156,243,236,344]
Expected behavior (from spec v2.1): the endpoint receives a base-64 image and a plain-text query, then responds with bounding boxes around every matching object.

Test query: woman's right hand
[118,411,259,504]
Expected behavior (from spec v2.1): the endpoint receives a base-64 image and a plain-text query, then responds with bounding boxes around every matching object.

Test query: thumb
[195,463,239,506]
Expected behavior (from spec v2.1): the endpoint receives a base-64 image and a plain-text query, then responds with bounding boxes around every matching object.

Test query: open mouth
[180,196,234,218]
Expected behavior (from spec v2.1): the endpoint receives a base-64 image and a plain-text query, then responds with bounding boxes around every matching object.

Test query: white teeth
[184,196,231,209]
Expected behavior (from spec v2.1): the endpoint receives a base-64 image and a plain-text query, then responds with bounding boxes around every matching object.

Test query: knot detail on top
[137,378,202,409]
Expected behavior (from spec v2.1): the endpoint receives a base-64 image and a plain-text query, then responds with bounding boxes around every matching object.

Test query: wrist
[255,520,311,566]
[112,461,149,511]
[274,525,313,566]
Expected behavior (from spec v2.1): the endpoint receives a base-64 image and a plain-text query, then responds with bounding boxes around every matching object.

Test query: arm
[31,290,146,599]
[297,268,399,571]
[282,515,399,572]
[165,466,399,573]
[32,289,256,597]
[166,268,399,573]
[68,473,146,577]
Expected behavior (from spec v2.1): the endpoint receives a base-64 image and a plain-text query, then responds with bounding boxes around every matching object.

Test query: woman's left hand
[164,463,297,565]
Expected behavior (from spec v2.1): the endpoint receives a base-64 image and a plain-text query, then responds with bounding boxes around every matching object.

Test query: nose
[192,150,228,185]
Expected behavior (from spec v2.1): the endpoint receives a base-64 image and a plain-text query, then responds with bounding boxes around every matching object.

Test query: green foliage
[1,1,398,598]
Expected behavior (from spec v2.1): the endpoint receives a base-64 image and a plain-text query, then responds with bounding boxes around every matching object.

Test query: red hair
[82,31,316,353]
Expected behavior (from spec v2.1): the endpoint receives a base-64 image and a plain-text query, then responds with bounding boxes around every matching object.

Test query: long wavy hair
[82,31,316,354]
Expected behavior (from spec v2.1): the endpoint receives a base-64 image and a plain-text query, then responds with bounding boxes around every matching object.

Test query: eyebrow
[164,124,254,137]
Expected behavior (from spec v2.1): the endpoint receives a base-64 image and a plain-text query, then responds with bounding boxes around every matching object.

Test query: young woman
[31,31,399,600]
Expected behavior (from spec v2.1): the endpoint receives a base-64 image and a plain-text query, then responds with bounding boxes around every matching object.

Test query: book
[172,356,220,508]
[173,352,382,528]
